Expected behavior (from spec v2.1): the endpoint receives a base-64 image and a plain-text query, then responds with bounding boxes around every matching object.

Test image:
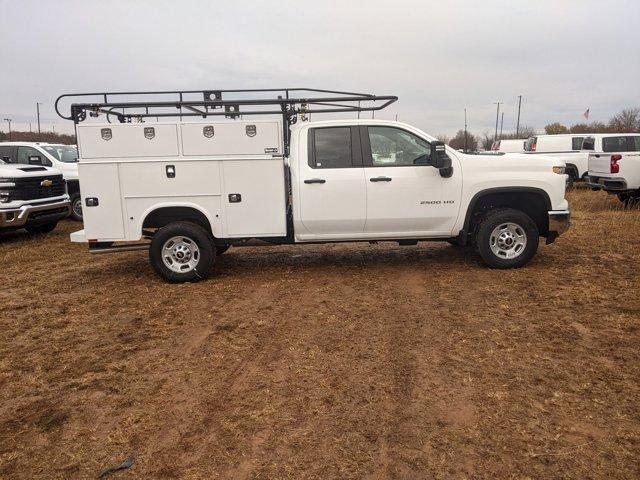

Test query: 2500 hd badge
[420,200,455,205]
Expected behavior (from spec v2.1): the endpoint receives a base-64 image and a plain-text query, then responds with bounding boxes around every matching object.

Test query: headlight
[553,166,566,174]
[0,191,11,203]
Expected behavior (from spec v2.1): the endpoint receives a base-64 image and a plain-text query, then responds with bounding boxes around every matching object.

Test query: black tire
[25,222,58,234]
[618,192,640,208]
[475,208,539,269]
[216,245,231,255]
[70,194,83,221]
[149,221,215,283]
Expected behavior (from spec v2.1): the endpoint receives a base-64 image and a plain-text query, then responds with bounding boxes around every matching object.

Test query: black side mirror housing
[429,141,453,177]
[28,155,43,165]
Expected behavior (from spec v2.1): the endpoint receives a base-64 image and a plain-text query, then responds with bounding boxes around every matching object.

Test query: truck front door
[361,126,461,236]
[296,126,366,237]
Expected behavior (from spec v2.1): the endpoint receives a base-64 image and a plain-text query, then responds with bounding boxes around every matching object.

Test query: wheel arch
[460,187,551,243]
[140,203,216,238]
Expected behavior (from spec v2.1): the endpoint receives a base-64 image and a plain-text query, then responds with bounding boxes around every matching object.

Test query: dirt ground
[0,187,639,479]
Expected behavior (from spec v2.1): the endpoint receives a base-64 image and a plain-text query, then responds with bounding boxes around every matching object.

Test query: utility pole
[52,125,56,133]
[464,108,468,153]
[3,118,11,141]
[29,122,32,133]
[516,95,522,137]
[36,102,42,140]
[494,101,502,142]
[500,112,504,140]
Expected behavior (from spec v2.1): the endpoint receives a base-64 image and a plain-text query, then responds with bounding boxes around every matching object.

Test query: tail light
[610,154,621,174]
[531,142,536,152]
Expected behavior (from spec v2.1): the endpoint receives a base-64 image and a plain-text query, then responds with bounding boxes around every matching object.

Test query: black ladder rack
[55,88,398,154]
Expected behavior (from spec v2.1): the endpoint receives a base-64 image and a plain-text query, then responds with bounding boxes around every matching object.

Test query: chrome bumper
[548,209,571,236]
[0,198,71,228]
[584,175,627,191]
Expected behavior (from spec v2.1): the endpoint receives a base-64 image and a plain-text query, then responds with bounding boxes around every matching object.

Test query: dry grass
[0,188,639,479]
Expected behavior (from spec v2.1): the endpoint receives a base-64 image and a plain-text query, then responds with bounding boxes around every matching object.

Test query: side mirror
[429,141,453,177]
[28,155,43,165]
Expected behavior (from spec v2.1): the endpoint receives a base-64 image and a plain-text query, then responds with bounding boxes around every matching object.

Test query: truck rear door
[296,126,366,236]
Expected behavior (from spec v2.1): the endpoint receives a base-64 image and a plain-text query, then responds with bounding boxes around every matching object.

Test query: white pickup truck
[0,142,82,220]
[586,134,640,205]
[524,133,594,182]
[56,88,571,282]
[0,163,71,234]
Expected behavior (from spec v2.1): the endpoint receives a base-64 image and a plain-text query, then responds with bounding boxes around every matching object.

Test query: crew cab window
[571,137,584,150]
[310,127,352,168]
[602,136,640,152]
[17,146,50,165]
[367,127,431,166]
[0,146,13,163]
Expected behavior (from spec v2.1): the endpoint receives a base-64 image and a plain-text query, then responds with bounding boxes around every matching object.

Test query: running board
[89,244,150,254]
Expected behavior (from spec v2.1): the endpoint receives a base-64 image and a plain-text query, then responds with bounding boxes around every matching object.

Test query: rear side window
[582,137,595,150]
[310,127,352,168]
[571,137,584,150]
[524,137,537,151]
[602,136,640,152]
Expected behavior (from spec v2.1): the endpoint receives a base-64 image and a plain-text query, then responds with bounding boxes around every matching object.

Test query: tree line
[0,130,76,144]
[440,106,640,151]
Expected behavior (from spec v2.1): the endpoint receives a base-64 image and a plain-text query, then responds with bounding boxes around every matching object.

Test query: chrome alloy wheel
[162,236,200,273]
[72,197,83,218]
[489,222,527,259]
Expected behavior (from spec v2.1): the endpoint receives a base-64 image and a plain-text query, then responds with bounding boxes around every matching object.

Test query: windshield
[42,145,78,163]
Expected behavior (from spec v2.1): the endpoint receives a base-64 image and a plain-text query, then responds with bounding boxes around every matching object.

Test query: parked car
[585,134,640,205]
[524,133,594,182]
[57,88,570,282]
[490,139,526,153]
[0,162,71,234]
[0,142,82,220]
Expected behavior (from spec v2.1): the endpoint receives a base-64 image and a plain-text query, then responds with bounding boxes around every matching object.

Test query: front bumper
[547,209,571,243]
[0,198,71,228]
[585,175,628,191]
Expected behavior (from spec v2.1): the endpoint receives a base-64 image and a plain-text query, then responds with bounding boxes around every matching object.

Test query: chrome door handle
[304,178,326,184]
[370,176,392,182]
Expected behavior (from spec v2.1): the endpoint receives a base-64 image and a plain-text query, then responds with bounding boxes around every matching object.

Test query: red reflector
[610,154,621,174]
[88,239,98,243]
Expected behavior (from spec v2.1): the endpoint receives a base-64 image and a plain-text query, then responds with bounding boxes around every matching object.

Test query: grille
[11,175,66,201]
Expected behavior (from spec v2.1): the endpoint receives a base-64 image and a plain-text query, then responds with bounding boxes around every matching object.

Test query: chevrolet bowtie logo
[40,179,53,187]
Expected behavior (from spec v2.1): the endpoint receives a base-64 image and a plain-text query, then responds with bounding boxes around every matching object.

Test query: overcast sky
[1,0,638,136]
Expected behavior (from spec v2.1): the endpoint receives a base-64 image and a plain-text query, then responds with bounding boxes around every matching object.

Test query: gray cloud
[1,0,638,136]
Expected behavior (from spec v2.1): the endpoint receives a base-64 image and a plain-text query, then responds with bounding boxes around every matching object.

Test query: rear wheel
[617,191,640,207]
[70,194,83,221]
[475,208,539,269]
[149,221,215,282]
[25,222,58,234]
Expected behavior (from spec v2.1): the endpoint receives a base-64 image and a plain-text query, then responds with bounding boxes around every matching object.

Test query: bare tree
[448,129,478,151]
[608,107,640,133]
[544,122,569,135]
[570,122,609,133]
[500,126,536,140]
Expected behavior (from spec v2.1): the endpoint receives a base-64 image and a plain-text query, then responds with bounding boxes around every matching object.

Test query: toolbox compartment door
[78,124,179,159]
[78,162,125,240]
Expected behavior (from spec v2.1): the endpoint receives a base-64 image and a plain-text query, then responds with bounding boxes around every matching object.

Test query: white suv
[0,142,82,220]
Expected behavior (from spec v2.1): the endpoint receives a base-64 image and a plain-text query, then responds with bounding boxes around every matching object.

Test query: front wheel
[149,221,215,283]
[70,194,83,221]
[475,208,539,269]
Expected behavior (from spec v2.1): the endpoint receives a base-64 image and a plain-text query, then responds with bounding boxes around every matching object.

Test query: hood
[0,164,64,179]
[54,161,79,180]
